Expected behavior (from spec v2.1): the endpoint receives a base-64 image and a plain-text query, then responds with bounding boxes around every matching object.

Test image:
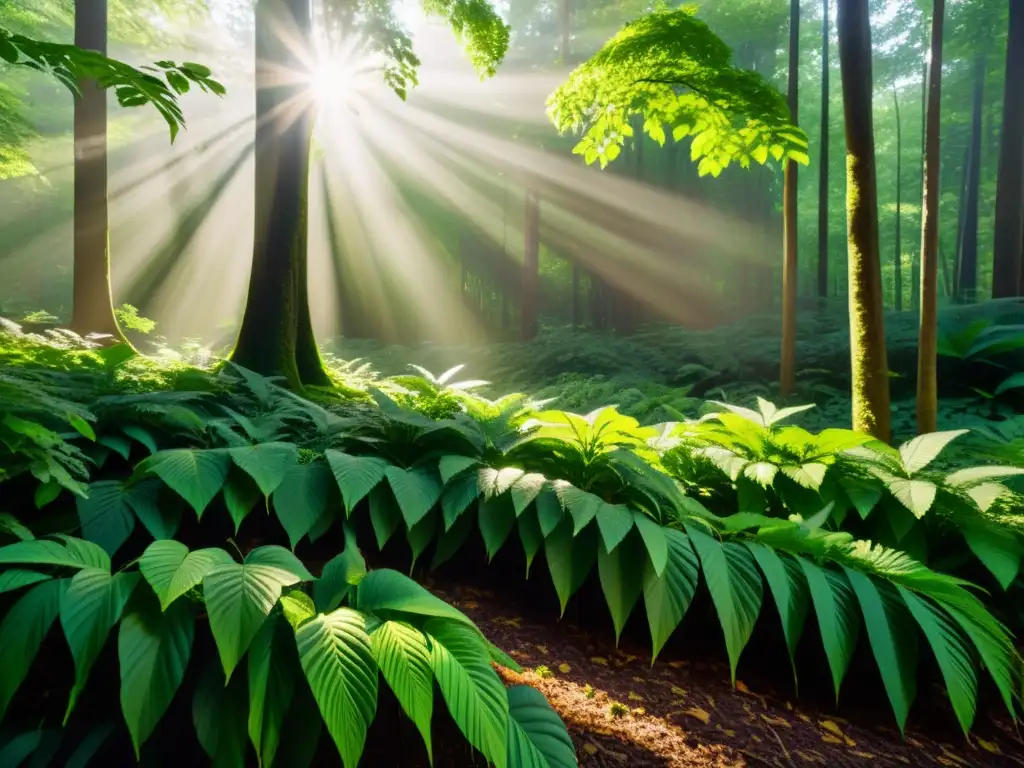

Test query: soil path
[425,579,1024,768]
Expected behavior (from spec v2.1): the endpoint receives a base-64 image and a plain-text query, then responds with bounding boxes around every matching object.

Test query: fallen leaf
[558,663,571,673]
[794,750,827,764]
[760,714,791,728]
[819,720,845,738]
[631,707,646,716]
[461,600,479,609]
[583,743,598,756]
[668,660,687,668]
[850,752,875,759]
[535,644,549,655]
[627,691,643,701]
[715,725,737,737]
[977,739,1000,755]
[682,707,711,724]
[736,680,751,693]
[590,656,609,666]
[670,686,687,698]
[820,734,843,745]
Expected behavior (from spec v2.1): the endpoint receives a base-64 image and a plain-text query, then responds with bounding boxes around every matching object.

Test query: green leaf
[204,560,305,680]
[535,487,564,537]
[273,461,334,549]
[597,531,645,643]
[355,568,476,629]
[431,506,476,570]
[439,454,480,484]
[119,593,195,758]
[478,467,525,499]
[370,621,434,760]
[65,722,116,768]
[685,525,763,684]
[554,483,602,534]
[326,450,390,512]
[781,463,827,491]
[595,502,634,553]
[60,569,139,722]
[961,520,1023,590]
[244,546,315,580]
[386,466,443,528]
[900,588,977,735]
[505,685,577,768]
[296,607,378,768]
[843,569,918,733]
[479,495,517,560]
[123,424,158,455]
[426,618,509,768]
[269,681,322,768]
[193,658,248,767]
[223,470,262,533]
[544,519,598,616]
[0,569,50,594]
[0,512,34,541]
[643,527,699,660]
[230,442,298,496]
[137,448,231,516]
[517,507,544,577]
[0,579,67,720]
[248,616,296,767]
[744,543,808,673]
[125,479,181,540]
[138,540,234,610]
[945,465,1024,487]
[369,486,403,548]
[77,480,136,556]
[885,477,938,519]
[68,412,96,441]
[510,473,547,516]
[0,538,107,571]
[315,525,367,612]
[441,470,481,529]
[898,430,968,474]
[799,561,860,702]
[841,477,884,519]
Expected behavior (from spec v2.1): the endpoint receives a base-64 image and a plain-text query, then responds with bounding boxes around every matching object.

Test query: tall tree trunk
[71,0,125,341]
[817,0,830,300]
[959,55,985,302]
[893,85,903,312]
[917,0,944,435]
[912,59,927,310]
[780,0,800,396]
[521,189,540,340]
[230,0,329,388]
[993,0,1024,297]
[837,0,891,441]
[952,136,970,300]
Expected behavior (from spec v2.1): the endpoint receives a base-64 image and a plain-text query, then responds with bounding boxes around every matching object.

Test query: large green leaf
[296,607,378,768]
[843,569,918,733]
[0,579,67,720]
[898,430,968,474]
[885,477,938,519]
[643,528,699,660]
[269,682,322,768]
[510,473,547,516]
[386,466,443,528]
[544,519,598,616]
[137,448,231,516]
[597,531,645,643]
[798,560,860,702]
[119,594,195,757]
[76,480,136,556]
[273,460,334,549]
[326,450,390,513]
[138,540,234,611]
[431,507,477,570]
[744,543,808,673]
[554,482,602,534]
[369,486,403,548]
[244,546,315,580]
[355,568,476,630]
[223,470,262,532]
[370,620,434,759]
[426,618,508,768]
[595,502,634,553]
[0,569,50,594]
[248,616,296,767]
[230,442,298,497]
[479,495,517,560]
[633,511,668,576]
[505,685,577,768]
[60,569,139,721]
[193,658,249,767]
[685,525,763,684]
[517,507,544,577]
[124,479,181,540]
[441,471,481,529]
[314,525,367,613]
[439,455,480,484]
[204,559,305,680]
[900,588,978,735]
[961,520,1022,590]
[0,538,108,571]
[535,487,565,537]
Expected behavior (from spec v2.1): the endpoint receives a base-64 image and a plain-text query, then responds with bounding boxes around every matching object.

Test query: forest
[0,0,1023,765]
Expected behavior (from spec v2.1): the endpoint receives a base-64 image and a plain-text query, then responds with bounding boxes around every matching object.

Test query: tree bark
[912,59,926,310]
[916,0,944,436]
[521,189,540,341]
[837,0,891,441]
[780,0,800,396]
[993,0,1024,297]
[71,0,126,342]
[893,85,902,312]
[959,55,985,302]
[817,0,830,300]
[230,0,329,388]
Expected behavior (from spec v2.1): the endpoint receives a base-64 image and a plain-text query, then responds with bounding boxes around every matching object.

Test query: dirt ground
[423,579,1024,768]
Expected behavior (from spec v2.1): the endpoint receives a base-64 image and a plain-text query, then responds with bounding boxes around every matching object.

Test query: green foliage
[547,8,809,174]
[113,305,156,335]
[0,25,224,141]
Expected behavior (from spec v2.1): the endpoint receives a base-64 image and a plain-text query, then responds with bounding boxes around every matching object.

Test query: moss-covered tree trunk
[817,0,830,301]
[837,0,891,441]
[779,0,799,396]
[916,0,944,436]
[70,0,127,342]
[993,0,1024,298]
[230,0,330,389]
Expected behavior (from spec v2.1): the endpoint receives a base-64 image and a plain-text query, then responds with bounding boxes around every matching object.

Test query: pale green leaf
[371,621,434,760]
[505,685,577,768]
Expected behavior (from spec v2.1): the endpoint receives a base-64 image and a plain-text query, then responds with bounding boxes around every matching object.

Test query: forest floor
[423,579,1024,768]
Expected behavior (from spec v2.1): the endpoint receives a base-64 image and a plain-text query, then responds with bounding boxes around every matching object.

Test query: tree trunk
[916,0,944,435]
[952,136,970,300]
[959,55,984,302]
[912,59,927,310]
[71,0,126,342]
[521,189,540,341]
[780,0,800,396]
[993,0,1024,297]
[893,85,902,312]
[837,0,891,441]
[230,0,329,388]
[817,0,830,300]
